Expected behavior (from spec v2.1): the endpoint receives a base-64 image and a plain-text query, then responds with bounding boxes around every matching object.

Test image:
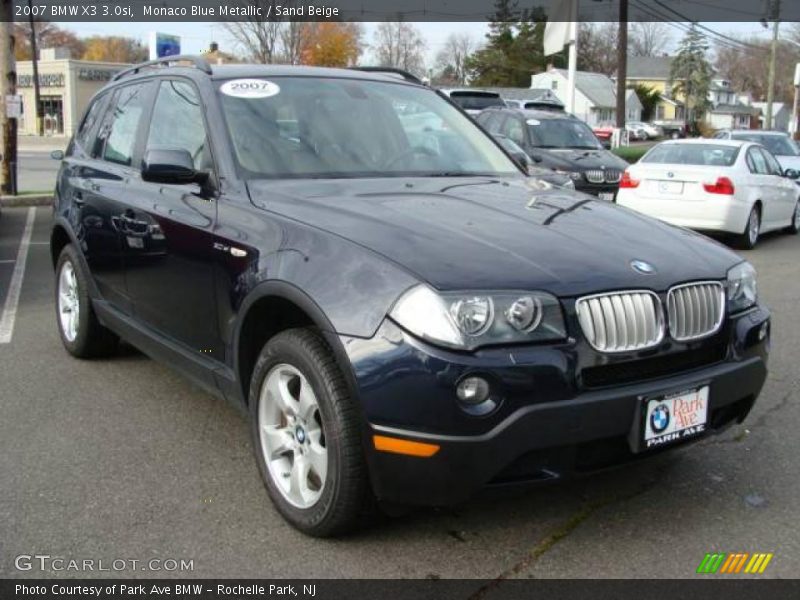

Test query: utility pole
[615,0,628,130]
[1,0,18,195]
[765,0,781,130]
[27,0,41,136]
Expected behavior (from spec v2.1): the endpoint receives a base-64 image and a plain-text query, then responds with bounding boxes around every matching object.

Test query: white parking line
[0,259,15,264]
[0,207,36,344]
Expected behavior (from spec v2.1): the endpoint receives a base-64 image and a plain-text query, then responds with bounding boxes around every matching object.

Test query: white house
[752,102,791,131]
[530,67,642,126]
[705,79,759,130]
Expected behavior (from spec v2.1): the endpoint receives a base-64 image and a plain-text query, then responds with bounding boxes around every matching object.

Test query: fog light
[456,376,490,405]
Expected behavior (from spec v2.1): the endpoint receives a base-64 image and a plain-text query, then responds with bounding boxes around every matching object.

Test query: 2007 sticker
[220,79,280,99]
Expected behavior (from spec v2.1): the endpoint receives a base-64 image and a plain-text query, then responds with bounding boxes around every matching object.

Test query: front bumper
[341,305,770,506]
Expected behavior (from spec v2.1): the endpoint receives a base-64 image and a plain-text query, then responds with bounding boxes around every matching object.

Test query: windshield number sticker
[526,119,541,126]
[220,79,280,99]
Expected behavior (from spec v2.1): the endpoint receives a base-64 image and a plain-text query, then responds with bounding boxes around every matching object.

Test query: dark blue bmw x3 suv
[50,57,769,536]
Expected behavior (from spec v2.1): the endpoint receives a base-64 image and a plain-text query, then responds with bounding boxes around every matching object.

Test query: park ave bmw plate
[641,386,709,450]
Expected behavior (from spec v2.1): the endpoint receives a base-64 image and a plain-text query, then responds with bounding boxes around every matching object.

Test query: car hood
[247,177,741,297]
[536,148,628,172]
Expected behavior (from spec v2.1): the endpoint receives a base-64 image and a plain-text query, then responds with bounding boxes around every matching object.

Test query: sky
[60,21,776,67]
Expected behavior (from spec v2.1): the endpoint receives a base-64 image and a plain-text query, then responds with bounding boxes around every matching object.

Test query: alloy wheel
[258,363,327,509]
[794,201,800,231]
[57,261,80,342]
[748,210,760,247]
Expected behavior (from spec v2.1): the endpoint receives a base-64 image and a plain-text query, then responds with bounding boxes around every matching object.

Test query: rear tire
[733,206,760,250]
[55,245,118,358]
[249,328,371,537]
[785,199,800,235]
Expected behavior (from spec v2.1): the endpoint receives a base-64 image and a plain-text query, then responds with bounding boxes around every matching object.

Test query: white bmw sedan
[617,139,800,248]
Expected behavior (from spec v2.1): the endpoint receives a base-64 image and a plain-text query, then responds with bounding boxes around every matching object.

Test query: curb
[0,195,53,207]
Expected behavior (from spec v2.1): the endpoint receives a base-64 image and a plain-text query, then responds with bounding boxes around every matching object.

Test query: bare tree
[372,22,427,76]
[279,21,306,65]
[577,22,619,76]
[222,1,282,63]
[630,22,672,57]
[434,33,478,85]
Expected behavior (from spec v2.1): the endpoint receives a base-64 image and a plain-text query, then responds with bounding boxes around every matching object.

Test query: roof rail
[349,66,425,85]
[112,55,212,82]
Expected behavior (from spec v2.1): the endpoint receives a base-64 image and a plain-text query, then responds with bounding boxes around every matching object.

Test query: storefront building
[16,49,131,137]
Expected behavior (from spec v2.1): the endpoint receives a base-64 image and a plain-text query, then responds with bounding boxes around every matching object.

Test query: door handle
[72,191,85,206]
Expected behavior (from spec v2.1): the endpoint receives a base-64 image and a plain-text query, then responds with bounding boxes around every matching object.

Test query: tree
[715,37,798,105]
[14,22,84,60]
[434,33,478,85]
[576,22,619,76]
[629,22,672,57]
[279,21,307,65]
[631,84,661,121]
[81,36,147,63]
[299,22,363,68]
[223,0,283,63]
[372,22,426,76]
[670,24,713,125]
[465,1,548,86]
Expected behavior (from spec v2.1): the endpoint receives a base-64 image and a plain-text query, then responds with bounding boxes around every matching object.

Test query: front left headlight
[389,285,566,351]
[727,261,757,313]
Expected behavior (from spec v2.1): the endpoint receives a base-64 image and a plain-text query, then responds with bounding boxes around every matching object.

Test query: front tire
[734,206,760,250]
[55,245,118,358]
[785,199,800,235]
[249,328,370,537]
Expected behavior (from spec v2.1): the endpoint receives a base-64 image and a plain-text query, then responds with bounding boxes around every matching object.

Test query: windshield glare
[731,133,799,156]
[218,78,518,178]
[641,143,739,166]
[526,118,603,149]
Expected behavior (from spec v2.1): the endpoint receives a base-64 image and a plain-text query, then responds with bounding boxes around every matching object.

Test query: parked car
[625,123,648,141]
[491,133,575,188]
[438,88,505,116]
[477,107,629,200]
[592,121,615,147]
[653,120,687,139]
[713,129,800,175]
[627,121,663,140]
[503,98,566,112]
[51,57,770,537]
[616,139,800,248]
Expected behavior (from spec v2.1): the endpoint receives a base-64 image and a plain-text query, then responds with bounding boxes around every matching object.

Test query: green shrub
[612,145,651,163]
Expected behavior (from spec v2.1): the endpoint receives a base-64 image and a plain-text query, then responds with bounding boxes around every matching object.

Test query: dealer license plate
[642,386,708,450]
[598,192,615,202]
[657,180,684,194]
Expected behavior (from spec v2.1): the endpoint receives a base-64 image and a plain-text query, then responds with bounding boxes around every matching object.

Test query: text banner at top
[7,0,800,23]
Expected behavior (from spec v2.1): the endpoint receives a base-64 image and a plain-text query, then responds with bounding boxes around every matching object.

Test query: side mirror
[784,168,799,180]
[529,153,544,163]
[509,149,530,169]
[141,148,207,184]
[50,150,64,160]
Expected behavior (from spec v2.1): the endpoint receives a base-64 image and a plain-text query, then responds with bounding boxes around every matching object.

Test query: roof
[549,68,617,107]
[725,129,791,137]
[626,56,674,80]
[480,107,578,121]
[208,63,422,84]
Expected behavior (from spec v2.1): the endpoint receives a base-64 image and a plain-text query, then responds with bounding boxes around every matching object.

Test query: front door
[121,78,221,359]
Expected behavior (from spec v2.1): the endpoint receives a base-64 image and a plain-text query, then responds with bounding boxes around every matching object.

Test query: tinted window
[642,143,739,166]
[526,117,602,149]
[75,93,108,152]
[147,80,210,170]
[103,84,148,166]
[448,92,505,111]
[732,133,799,156]
[218,77,517,178]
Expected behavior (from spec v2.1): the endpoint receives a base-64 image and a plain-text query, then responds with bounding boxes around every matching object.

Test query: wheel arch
[233,281,361,411]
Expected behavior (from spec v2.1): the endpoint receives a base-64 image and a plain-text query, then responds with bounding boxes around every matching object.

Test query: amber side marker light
[373,435,440,457]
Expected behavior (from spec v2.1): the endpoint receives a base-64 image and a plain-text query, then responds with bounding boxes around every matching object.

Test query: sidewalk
[17,135,69,154]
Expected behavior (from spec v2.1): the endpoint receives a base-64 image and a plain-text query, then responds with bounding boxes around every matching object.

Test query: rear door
[746,146,783,227]
[122,78,221,359]
[759,147,796,226]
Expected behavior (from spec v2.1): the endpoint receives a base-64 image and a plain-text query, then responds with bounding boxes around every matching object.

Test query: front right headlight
[389,285,566,351]
[726,261,757,313]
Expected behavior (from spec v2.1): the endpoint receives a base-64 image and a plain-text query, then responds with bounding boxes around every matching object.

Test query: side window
[500,116,525,146]
[74,93,109,152]
[480,111,503,133]
[103,84,149,166]
[760,148,783,176]
[146,80,210,171]
[748,148,768,175]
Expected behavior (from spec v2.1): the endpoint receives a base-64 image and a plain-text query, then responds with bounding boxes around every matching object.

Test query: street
[0,206,797,582]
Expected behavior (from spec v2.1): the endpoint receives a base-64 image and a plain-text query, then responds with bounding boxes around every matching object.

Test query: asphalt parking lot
[0,206,798,582]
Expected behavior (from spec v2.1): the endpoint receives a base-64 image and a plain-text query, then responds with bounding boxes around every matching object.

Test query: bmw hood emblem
[630,259,656,275]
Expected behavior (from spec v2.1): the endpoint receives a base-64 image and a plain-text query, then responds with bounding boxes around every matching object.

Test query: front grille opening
[581,343,728,388]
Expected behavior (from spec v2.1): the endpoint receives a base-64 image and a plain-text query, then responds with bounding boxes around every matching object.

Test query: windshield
[448,92,505,111]
[731,133,799,156]
[218,77,518,178]
[526,118,603,149]
[641,143,739,166]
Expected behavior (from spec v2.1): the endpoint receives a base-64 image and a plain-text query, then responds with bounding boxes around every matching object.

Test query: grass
[612,145,651,163]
